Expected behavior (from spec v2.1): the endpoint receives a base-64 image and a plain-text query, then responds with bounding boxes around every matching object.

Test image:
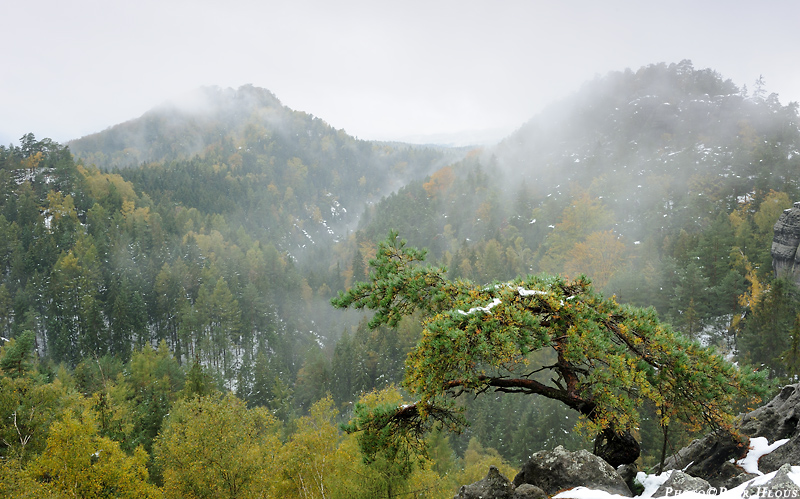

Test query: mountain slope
[69,85,457,259]
[360,60,800,341]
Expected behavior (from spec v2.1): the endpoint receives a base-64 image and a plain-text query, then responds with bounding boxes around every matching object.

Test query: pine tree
[333,231,767,467]
[0,330,35,378]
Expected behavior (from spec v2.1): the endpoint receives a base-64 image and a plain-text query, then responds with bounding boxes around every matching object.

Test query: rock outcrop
[512,446,632,497]
[661,383,800,488]
[453,466,546,499]
[652,471,711,497]
[745,464,800,498]
[772,202,800,285]
[658,429,751,488]
[456,384,800,498]
[741,384,800,473]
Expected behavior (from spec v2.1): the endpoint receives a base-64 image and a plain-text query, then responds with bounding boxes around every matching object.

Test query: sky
[3,0,800,147]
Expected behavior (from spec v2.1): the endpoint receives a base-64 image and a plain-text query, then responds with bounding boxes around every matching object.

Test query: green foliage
[739,278,800,378]
[0,374,76,462]
[122,344,185,455]
[1,61,799,488]
[0,330,36,378]
[334,232,768,462]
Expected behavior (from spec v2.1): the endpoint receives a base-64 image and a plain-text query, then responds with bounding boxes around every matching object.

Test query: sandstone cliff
[772,202,800,284]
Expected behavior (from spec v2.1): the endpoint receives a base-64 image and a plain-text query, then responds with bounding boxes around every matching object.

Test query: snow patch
[554,465,800,499]
[457,298,502,316]
[737,437,790,474]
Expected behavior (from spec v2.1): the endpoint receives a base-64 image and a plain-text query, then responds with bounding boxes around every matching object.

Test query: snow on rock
[737,437,791,475]
[552,466,800,499]
[553,487,626,499]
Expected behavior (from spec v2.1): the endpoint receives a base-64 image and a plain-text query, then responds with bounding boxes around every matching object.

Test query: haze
[3,0,799,146]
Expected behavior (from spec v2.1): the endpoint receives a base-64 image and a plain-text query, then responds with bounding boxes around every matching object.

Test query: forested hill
[348,61,800,464]
[0,85,455,407]
[70,85,456,262]
[360,60,800,378]
[495,60,799,238]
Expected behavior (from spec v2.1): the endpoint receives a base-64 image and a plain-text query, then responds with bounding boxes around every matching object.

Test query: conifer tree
[333,231,767,467]
[0,330,35,378]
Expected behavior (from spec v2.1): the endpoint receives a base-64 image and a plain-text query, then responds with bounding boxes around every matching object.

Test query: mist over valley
[2,59,800,497]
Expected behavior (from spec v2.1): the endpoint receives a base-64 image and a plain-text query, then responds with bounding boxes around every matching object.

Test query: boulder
[720,472,759,491]
[454,466,513,499]
[453,466,546,499]
[662,383,800,485]
[652,471,711,497]
[617,463,643,495]
[511,484,547,499]
[512,445,632,497]
[741,385,800,442]
[772,203,800,285]
[745,463,800,498]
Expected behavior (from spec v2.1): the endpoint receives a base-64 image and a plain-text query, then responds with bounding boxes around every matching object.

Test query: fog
[2,1,800,147]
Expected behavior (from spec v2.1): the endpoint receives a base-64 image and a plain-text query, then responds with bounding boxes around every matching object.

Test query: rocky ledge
[456,384,800,498]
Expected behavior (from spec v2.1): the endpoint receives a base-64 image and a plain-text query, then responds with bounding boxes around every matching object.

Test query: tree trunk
[659,424,669,472]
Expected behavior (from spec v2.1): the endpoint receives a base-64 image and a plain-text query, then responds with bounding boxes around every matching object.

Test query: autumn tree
[563,230,628,289]
[155,392,279,499]
[28,407,160,499]
[332,232,767,467]
[539,191,614,275]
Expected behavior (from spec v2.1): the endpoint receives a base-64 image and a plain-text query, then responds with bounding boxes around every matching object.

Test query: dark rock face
[662,383,800,486]
[594,428,641,468]
[741,384,800,473]
[453,466,546,499]
[659,430,750,488]
[512,445,632,497]
[772,203,800,284]
[652,471,711,497]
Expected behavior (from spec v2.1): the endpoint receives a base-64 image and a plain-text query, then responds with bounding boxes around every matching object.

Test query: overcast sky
[3,0,800,147]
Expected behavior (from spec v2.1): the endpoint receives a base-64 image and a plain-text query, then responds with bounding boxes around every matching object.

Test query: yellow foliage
[20,152,43,170]
[449,438,517,492]
[540,191,614,274]
[29,409,161,499]
[754,190,791,238]
[156,393,280,499]
[46,191,79,225]
[78,165,138,204]
[563,230,628,288]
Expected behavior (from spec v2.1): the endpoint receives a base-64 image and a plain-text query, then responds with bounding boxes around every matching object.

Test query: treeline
[0,134,514,498]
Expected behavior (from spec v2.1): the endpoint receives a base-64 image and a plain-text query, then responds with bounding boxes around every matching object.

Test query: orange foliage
[423,166,455,198]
